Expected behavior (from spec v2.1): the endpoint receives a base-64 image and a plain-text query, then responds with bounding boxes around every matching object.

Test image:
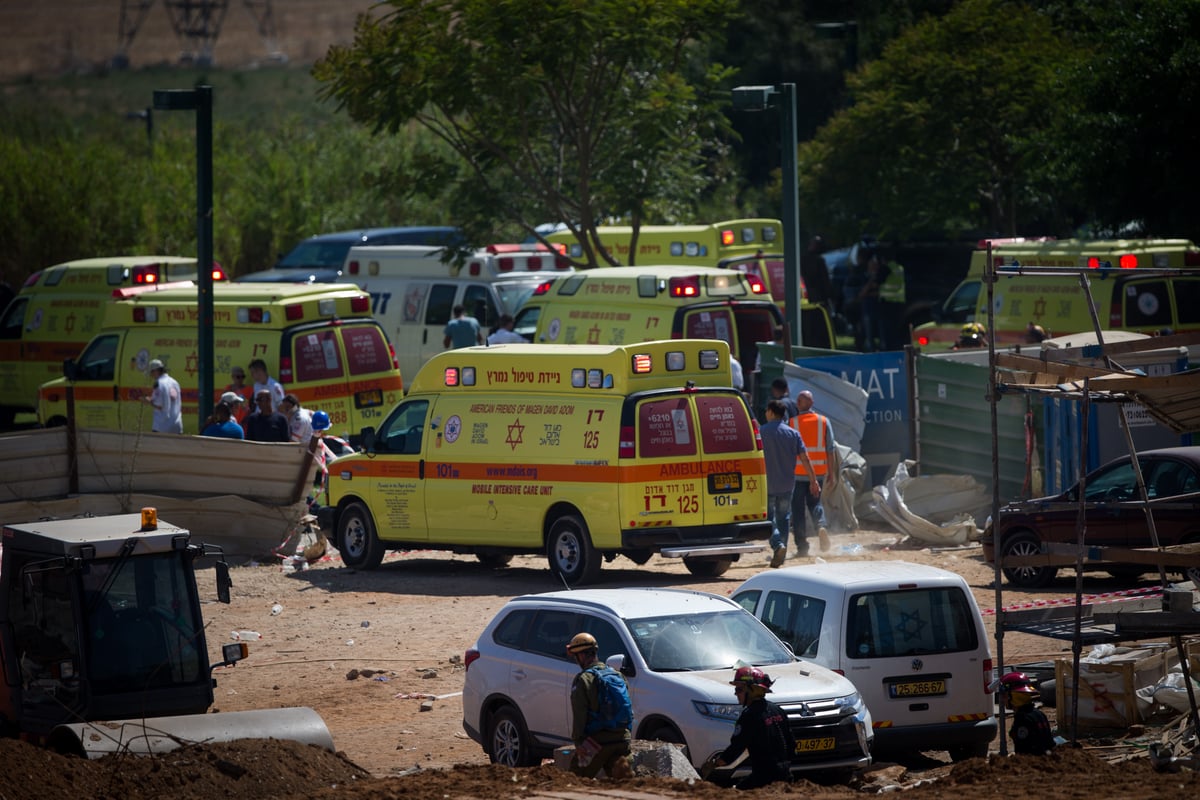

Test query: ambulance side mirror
[361,427,377,453]
[63,358,79,382]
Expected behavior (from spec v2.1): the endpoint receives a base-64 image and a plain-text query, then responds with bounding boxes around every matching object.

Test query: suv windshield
[626,610,791,672]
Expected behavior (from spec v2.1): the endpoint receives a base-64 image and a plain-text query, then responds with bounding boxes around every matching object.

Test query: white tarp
[868,461,984,546]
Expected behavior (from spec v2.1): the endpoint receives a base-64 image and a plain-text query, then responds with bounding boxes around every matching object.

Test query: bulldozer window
[82,554,204,691]
[8,568,78,691]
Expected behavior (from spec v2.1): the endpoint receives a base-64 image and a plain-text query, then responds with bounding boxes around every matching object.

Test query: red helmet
[996,671,1038,694]
[730,666,774,692]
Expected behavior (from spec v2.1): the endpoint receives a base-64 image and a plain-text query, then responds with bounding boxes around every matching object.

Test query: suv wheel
[488,706,536,767]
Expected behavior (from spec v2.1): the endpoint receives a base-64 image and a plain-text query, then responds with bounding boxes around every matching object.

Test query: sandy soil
[0,528,1195,798]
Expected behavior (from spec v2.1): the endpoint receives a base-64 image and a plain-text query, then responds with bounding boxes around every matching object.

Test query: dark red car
[983,446,1200,587]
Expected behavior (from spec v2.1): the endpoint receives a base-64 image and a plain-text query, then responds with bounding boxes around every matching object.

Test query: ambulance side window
[378,400,429,455]
[941,280,980,323]
[0,297,27,340]
[76,335,118,381]
[424,284,457,326]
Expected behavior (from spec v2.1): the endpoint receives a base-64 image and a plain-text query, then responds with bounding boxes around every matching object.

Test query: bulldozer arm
[48,706,333,759]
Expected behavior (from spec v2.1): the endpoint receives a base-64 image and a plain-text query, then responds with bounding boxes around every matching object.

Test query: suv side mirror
[606,653,633,677]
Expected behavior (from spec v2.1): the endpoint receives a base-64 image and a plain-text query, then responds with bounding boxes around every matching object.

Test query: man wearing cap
[566,632,632,780]
[144,359,182,434]
[223,367,253,423]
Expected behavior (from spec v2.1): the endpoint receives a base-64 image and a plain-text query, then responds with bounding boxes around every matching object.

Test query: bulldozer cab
[0,515,223,740]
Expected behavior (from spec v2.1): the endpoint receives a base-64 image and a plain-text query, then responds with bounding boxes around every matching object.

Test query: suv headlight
[834,692,865,714]
[693,699,741,722]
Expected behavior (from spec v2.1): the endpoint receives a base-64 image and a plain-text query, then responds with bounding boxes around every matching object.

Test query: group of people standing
[144,356,324,444]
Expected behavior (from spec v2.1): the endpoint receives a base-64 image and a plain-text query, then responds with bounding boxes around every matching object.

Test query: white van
[731,561,996,761]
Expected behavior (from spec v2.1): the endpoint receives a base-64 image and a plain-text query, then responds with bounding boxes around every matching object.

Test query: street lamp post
[732,83,801,348]
[153,86,215,428]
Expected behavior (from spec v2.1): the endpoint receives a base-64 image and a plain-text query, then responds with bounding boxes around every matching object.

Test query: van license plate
[889,679,947,698]
[707,472,742,493]
[795,737,835,753]
[355,388,384,409]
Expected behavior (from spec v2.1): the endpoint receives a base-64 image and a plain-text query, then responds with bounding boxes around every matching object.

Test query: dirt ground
[3,527,1197,799]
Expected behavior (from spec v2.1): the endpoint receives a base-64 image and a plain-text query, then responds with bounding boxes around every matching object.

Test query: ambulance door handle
[112,385,119,402]
[423,330,428,344]
[419,460,425,479]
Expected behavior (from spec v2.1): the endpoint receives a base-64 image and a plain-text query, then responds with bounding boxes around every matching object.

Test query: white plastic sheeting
[868,461,985,546]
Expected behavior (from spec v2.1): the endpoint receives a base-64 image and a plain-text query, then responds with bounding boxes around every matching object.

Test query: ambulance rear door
[678,303,780,377]
[621,389,765,541]
[284,321,400,439]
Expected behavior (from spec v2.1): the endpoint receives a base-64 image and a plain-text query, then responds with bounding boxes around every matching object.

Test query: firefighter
[703,666,795,789]
[996,671,1056,755]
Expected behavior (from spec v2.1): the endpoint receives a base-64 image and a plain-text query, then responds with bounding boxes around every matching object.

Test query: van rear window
[293,330,343,382]
[638,398,697,458]
[847,588,978,659]
[694,395,753,453]
[342,325,393,375]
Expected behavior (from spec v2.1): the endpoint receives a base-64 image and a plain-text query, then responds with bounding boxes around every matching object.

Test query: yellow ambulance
[911,238,1200,350]
[319,339,771,584]
[0,256,225,428]
[513,266,786,379]
[36,282,403,437]
[546,220,835,348]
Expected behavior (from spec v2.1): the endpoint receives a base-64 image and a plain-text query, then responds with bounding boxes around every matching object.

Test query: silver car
[461,588,873,780]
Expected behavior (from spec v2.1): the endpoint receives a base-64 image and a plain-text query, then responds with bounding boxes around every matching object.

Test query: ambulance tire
[624,548,654,566]
[682,556,733,578]
[337,501,385,570]
[546,514,601,585]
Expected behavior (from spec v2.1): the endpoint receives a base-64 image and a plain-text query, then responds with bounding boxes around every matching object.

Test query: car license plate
[795,737,836,753]
[355,388,383,409]
[707,472,742,493]
[889,679,947,698]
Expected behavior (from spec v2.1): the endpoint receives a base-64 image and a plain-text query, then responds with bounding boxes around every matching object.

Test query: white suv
[461,588,872,779]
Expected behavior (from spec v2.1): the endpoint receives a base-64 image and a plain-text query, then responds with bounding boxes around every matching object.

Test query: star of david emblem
[895,609,928,642]
[1032,297,1047,320]
[587,324,602,344]
[505,417,525,450]
[186,351,199,377]
[745,477,759,492]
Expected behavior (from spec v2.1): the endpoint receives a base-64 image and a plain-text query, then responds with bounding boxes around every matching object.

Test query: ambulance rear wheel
[547,514,601,585]
[337,501,385,570]
[683,556,733,578]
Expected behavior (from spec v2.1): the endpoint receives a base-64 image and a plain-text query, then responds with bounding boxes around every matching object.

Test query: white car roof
[738,560,968,592]
[509,588,738,618]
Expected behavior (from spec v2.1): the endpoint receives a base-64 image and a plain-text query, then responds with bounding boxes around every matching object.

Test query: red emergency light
[279,355,293,383]
[720,228,735,247]
[668,276,700,297]
[350,295,370,314]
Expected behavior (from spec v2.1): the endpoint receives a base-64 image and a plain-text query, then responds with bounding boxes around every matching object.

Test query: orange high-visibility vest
[790,412,829,477]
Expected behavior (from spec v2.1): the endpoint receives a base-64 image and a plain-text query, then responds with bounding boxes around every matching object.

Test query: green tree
[796,0,1084,242]
[313,0,738,266]
[1058,0,1200,239]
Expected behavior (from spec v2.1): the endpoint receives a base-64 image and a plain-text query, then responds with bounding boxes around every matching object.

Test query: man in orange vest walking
[789,390,839,554]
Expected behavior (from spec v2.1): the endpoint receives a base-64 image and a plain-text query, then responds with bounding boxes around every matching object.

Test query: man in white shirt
[278,393,314,444]
[145,359,183,433]
[487,314,526,345]
[249,358,285,408]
